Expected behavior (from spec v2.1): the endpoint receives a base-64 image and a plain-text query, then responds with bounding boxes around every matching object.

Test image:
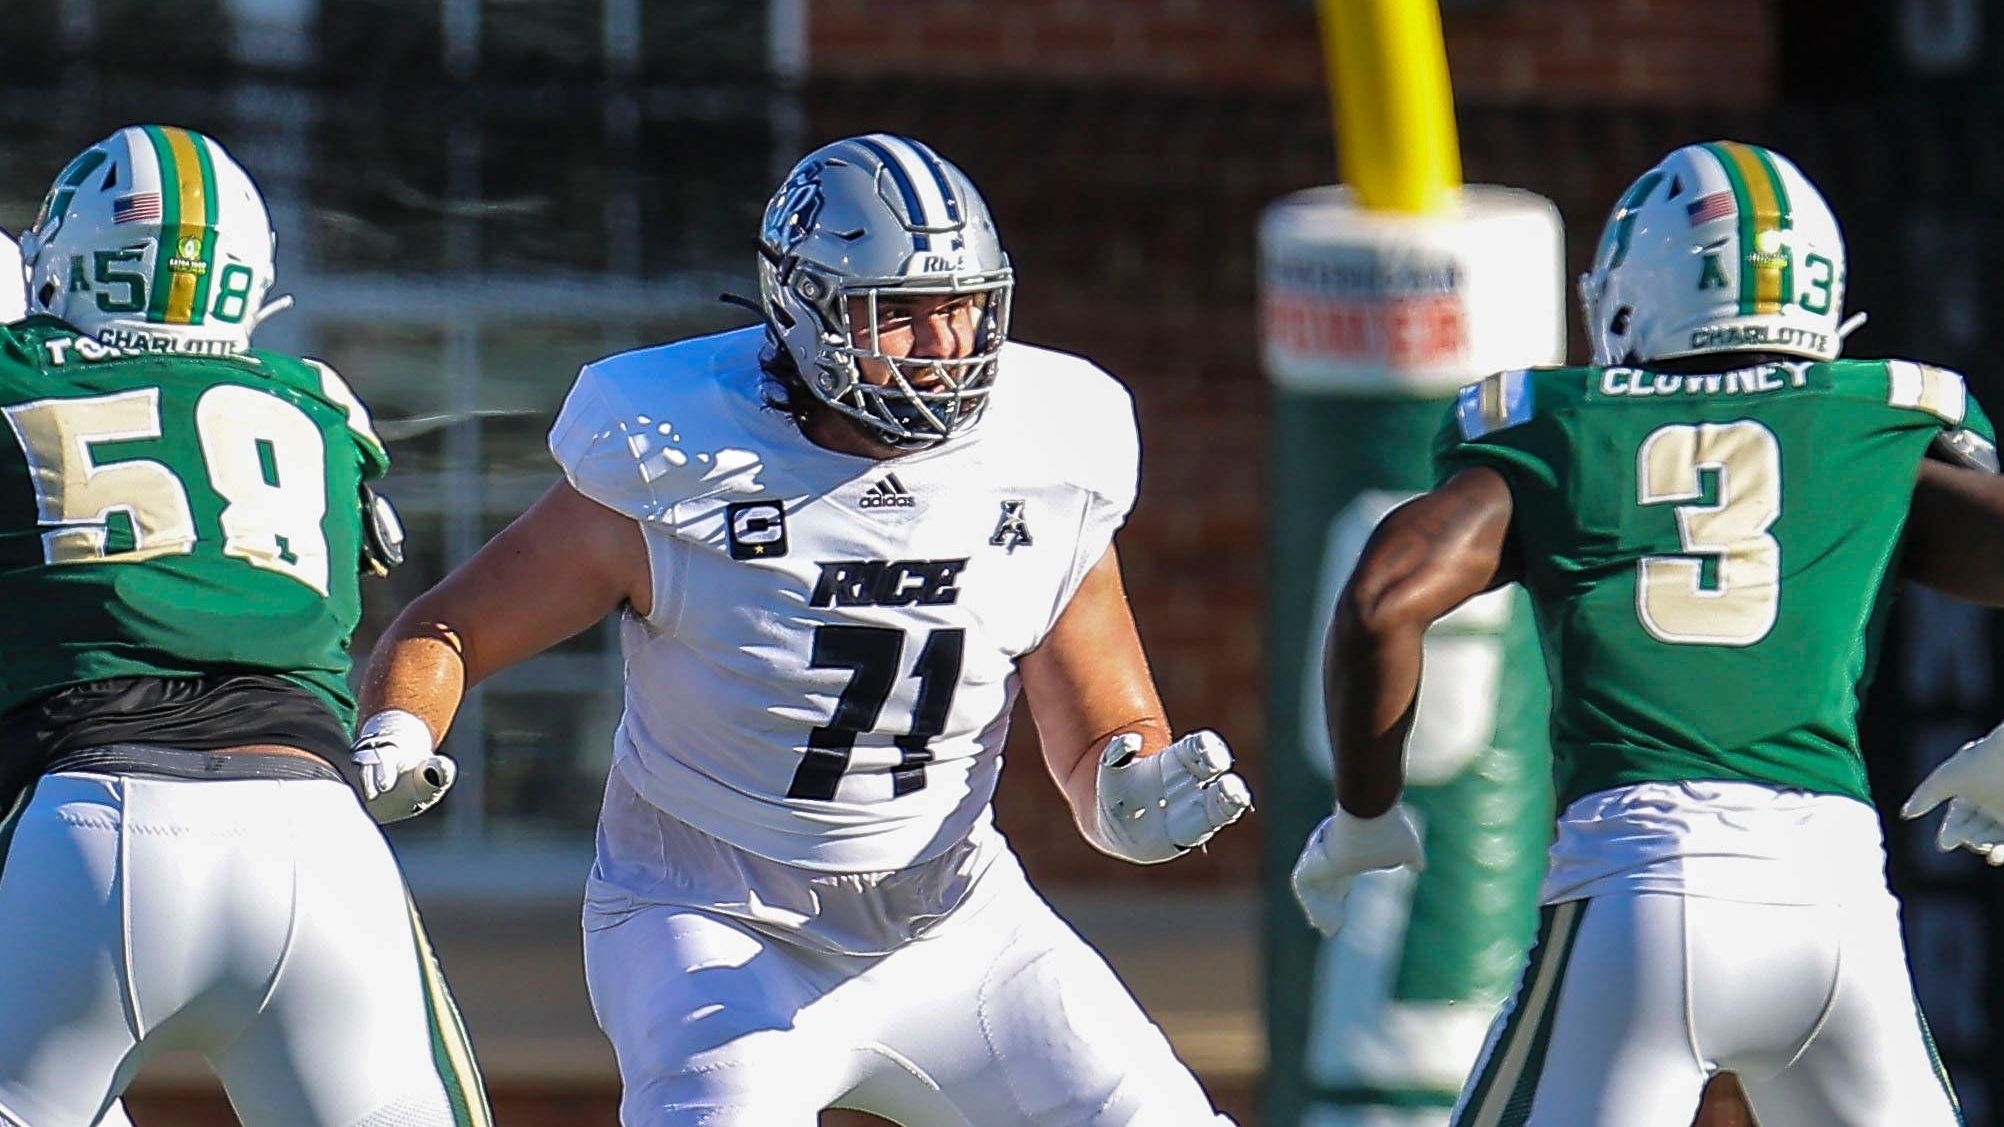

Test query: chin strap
[718,291,763,319]
[242,292,295,338]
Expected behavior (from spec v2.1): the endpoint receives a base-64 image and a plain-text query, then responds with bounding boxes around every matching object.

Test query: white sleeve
[548,363,664,521]
[1076,393,1139,577]
[0,230,23,322]
[1047,371,1141,633]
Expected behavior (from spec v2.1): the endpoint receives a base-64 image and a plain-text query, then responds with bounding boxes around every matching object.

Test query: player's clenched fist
[1087,730,1253,864]
[1291,806,1425,937]
[352,708,459,824]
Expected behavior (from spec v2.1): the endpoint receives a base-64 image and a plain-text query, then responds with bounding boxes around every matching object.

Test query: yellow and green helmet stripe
[141,125,221,327]
[1703,141,1794,317]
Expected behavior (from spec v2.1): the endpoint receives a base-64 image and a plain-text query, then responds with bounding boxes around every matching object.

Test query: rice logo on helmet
[762,162,826,255]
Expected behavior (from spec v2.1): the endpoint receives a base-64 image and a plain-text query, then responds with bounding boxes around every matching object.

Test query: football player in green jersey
[0,127,490,1127]
[1290,141,2003,1126]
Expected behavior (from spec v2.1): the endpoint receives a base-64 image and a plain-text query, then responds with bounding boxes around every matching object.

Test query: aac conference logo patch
[726,500,788,560]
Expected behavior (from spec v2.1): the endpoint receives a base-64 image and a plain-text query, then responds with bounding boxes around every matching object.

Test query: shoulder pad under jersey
[988,341,1139,517]
[548,328,768,522]
[242,352,387,479]
[1453,368,1542,441]
[1931,426,1999,472]
[1869,359,2000,469]
[1883,359,1970,426]
[303,358,387,475]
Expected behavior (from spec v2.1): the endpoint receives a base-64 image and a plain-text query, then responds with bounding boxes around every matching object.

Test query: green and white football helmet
[20,125,285,355]
[1580,141,1848,366]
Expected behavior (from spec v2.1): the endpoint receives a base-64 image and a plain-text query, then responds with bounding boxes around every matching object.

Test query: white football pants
[1450,889,1958,1126]
[585,851,1230,1125]
[0,771,491,1127]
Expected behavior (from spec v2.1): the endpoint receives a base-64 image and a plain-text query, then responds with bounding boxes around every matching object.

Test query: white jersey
[550,327,1137,872]
[0,230,22,321]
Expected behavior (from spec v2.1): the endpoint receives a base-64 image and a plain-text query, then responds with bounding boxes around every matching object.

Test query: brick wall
[808,0,1776,107]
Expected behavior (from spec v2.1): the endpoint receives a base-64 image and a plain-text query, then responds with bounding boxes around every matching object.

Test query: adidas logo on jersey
[857,474,916,510]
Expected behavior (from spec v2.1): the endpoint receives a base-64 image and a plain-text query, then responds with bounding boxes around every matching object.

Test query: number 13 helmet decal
[1581,141,1849,367]
[21,125,286,355]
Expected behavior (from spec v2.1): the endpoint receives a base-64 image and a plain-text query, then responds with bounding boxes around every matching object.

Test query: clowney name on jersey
[549,326,1138,872]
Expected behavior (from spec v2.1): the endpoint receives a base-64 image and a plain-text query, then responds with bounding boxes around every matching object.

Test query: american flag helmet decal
[111,192,162,225]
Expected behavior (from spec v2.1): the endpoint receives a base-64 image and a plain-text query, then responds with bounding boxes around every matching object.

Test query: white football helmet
[756,133,1013,448]
[20,125,285,354]
[1580,141,1847,366]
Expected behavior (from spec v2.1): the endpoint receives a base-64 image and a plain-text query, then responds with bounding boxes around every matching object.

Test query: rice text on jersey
[810,559,967,608]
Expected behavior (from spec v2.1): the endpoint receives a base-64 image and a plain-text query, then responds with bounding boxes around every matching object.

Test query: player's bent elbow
[383,600,470,658]
[1333,571,1430,648]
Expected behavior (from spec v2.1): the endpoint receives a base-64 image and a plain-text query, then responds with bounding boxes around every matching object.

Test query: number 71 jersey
[550,327,1138,872]
[1434,359,1994,811]
[0,317,387,724]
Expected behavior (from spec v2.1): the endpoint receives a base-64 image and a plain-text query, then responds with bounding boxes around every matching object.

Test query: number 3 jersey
[551,326,1137,873]
[0,316,387,726]
[1434,358,1994,813]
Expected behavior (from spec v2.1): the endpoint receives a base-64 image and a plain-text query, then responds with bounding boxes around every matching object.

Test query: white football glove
[351,709,457,824]
[1903,722,2004,864]
[1087,730,1253,864]
[1291,805,1426,937]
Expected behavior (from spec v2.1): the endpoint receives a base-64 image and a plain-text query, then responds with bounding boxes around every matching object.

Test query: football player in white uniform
[354,132,1252,1125]
[0,127,490,1127]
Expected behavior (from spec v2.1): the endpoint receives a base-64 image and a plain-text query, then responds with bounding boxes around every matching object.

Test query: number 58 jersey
[1435,359,1995,812]
[0,317,387,724]
[550,327,1138,872]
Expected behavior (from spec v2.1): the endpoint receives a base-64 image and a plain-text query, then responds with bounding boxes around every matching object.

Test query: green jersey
[0,317,387,725]
[1433,359,1993,808]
